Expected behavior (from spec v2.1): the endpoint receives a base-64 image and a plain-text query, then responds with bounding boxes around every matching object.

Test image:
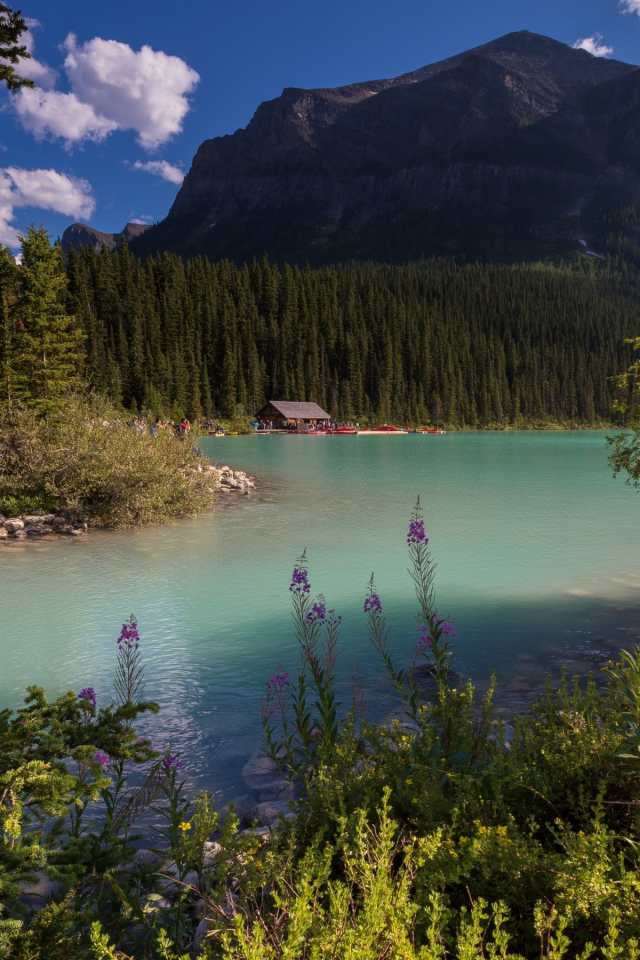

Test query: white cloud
[20,18,57,90]
[572,34,614,57]
[14,89,117,147]
[19,56,58,89]
[12,33,199,151]
[63,35,200,150]
[133,159,184,184]
[0,167,94,247]
[620,0,640,15]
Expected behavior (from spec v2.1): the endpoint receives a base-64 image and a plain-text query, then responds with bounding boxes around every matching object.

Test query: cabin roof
[258,401,330,420]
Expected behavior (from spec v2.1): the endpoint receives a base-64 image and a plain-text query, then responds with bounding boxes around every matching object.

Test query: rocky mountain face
[62,222,150,254]
[131,31,640,265]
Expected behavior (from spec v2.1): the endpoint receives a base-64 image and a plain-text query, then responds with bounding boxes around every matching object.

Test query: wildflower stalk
[407,497,455,689]
[114,615,145,710]
[364,575,422,725]
[261,554,343,785]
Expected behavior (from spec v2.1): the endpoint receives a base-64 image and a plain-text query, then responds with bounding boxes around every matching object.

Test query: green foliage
[607,336,640,490]
[1,227,84,412]
[8,511,640,956]
[0,3,33,94]
[219,404,255,435]
[61,245,640,428]
[0,395,216,525]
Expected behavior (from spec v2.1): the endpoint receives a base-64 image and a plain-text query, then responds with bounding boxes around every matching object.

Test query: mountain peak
[129,31,640,265]
[62,222,151,254]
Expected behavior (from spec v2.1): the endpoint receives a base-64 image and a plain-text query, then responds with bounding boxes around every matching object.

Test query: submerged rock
[216,794,259,824]
[242,800,292,828]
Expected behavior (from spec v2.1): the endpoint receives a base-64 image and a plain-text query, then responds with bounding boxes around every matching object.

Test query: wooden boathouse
[256,401,330,431]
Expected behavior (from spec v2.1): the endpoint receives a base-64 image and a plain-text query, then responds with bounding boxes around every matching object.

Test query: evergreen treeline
[54,246,640,426]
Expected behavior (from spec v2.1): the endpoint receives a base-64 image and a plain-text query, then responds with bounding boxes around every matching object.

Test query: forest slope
[65,246,640,427]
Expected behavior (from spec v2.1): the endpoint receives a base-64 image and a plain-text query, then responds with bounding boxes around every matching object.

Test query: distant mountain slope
[62,222,150,254]
[130,30,640,265]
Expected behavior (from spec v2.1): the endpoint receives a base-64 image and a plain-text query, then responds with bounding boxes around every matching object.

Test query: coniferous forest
[60,243,640,428]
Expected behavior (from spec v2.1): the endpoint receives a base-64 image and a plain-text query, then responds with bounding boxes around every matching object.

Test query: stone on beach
[134,849,164,870]
[3,518,24,533]
[203,841,221,866]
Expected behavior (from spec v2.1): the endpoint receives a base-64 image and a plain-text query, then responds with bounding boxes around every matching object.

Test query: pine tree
[0,245,18,404]
[12,226,83,412]
[0,3,34,93]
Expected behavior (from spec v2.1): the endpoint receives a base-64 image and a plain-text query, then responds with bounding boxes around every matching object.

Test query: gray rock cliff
[129,32,640,263]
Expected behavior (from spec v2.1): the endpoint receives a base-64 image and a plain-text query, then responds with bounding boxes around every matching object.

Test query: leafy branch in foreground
[0,3,34,94]
[607,336,640,489]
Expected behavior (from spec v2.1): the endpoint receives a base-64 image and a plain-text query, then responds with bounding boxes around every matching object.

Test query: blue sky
[2,0,640,249]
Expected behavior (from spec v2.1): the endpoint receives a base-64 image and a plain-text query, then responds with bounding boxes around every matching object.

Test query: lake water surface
[2,432,640,802]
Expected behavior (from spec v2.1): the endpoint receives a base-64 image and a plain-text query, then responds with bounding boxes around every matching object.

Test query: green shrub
[0,396,216,526]
[7,505,640,958]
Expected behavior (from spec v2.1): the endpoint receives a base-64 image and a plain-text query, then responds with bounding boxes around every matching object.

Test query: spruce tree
[0,3,34,93]
[0,245,18,404]
[12,226,83,412]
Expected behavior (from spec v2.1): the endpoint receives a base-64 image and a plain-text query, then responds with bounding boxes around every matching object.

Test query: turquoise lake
[1,431,640,802]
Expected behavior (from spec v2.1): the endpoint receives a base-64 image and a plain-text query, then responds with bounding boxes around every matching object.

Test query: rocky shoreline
[209,464,257,495]
[0,513,88,541]
[0,464,257,544]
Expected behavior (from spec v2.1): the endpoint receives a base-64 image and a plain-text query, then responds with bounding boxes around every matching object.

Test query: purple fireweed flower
[163,754,182,772]
[94,751,110,767]
[328,610,342,623]
[307,602,326,623]
[290,567,311,594]
[117,615,140,650]
[78,687,96,709]
[419,632,433,649]
[442,622,456,637]
[364,593,382,615]
[267,671,290,691]
[407,519,427,545]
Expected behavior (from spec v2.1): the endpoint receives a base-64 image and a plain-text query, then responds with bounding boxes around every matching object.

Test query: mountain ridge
[61,221,150,255]
[96,32,640,264]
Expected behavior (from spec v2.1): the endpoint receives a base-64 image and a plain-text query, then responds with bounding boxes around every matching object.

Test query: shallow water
[1,431,640,802]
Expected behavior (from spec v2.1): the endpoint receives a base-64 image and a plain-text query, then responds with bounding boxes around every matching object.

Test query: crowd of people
[256,419,343,431]
[87,417,192,438]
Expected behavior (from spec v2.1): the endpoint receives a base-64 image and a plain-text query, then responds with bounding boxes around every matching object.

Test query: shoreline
[0,462,259,545]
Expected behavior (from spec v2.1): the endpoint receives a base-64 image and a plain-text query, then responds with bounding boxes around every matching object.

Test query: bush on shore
[4,505,640,958]
[0,396,216,526]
